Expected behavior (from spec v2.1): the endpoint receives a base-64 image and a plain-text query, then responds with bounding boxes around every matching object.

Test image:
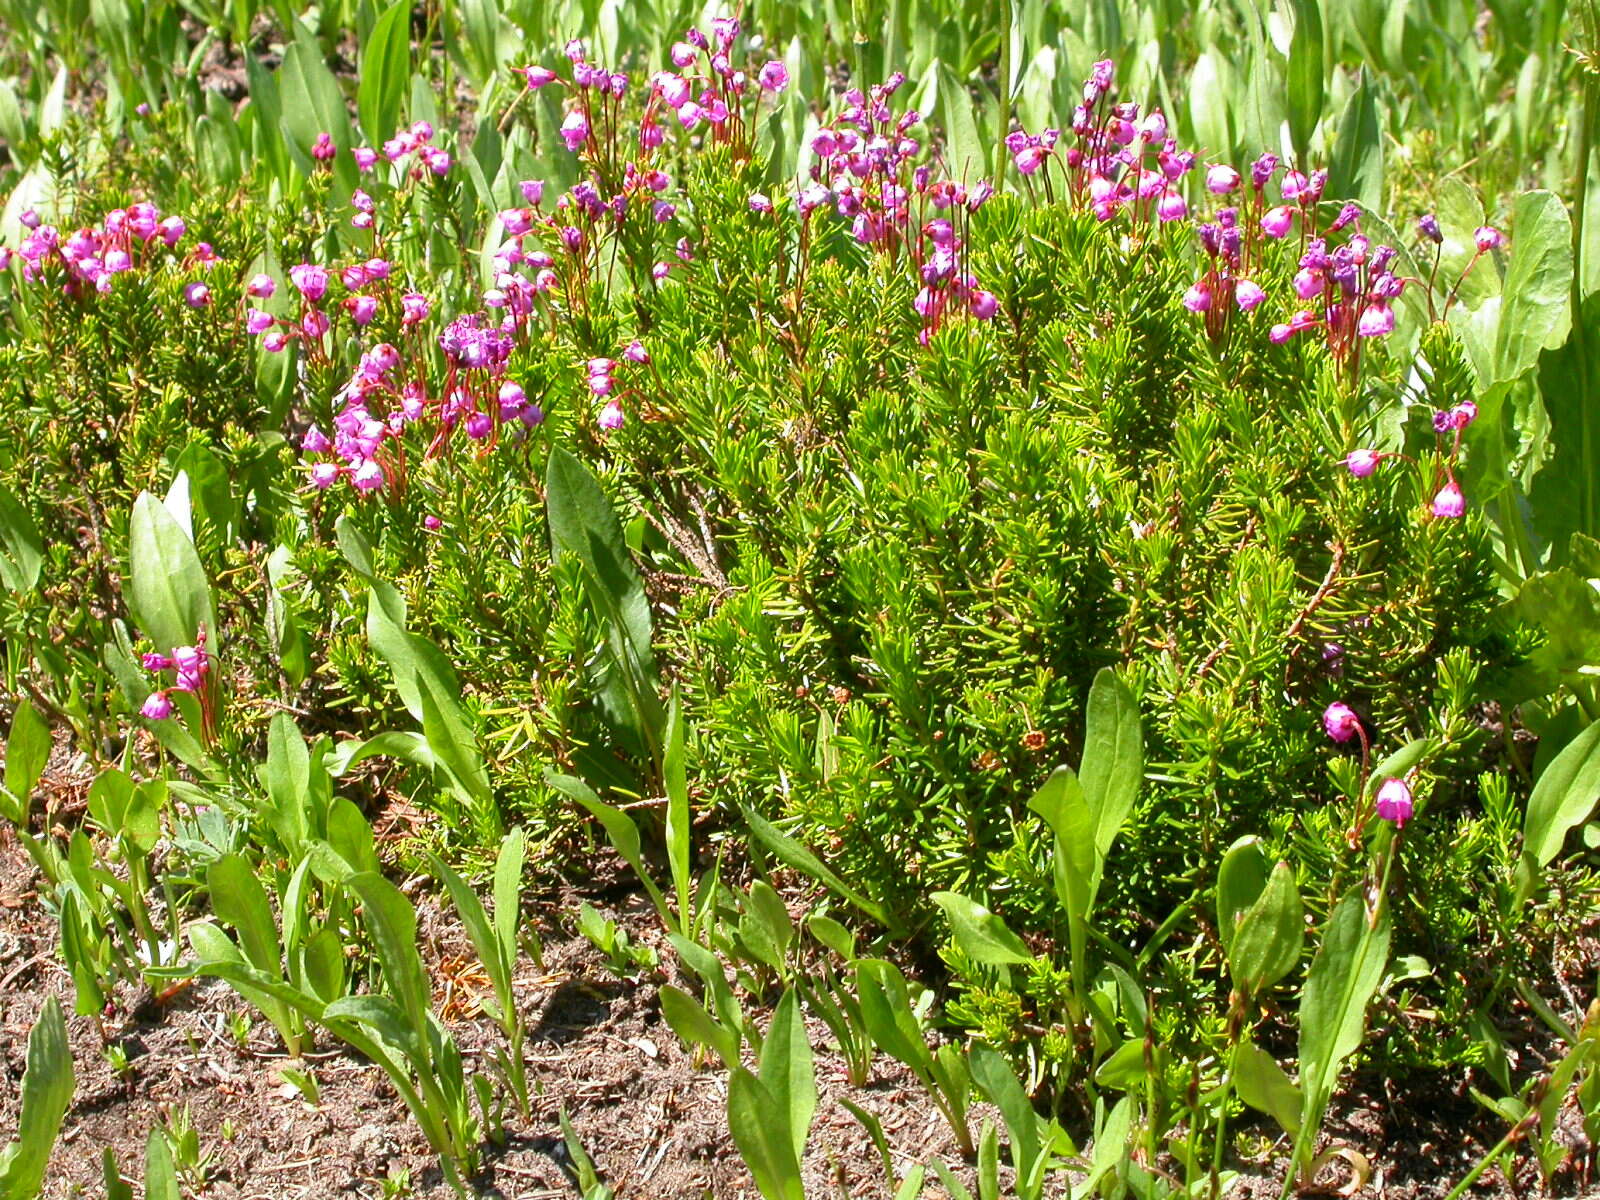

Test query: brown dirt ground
[0,832,990,1200]
[0,775,1593,1200]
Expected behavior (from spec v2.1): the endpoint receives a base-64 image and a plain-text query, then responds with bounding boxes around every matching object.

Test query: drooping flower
[1474,226,1505,252]
[1204,164,1240,194]
[1323,702,1361,744]
[1375,777,1414,828]
[1234,280,1265,312]
[401,293,430,325]
[183,282,211,308]
[289,264,329,303]
[598,400,625,430]
[1155,190,1188,222]
[1345,449,1380,478]
[1357,302,1395,338]
[1417,213,1442,244]
[1261,206,1295,239]
[560,111,591,151]
[758,61,789,91]
[1431,478,1466,519]
[246,273,276,299]
[141,691,174,720]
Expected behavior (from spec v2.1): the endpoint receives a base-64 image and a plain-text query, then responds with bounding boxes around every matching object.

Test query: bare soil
[0,808,1591,1199]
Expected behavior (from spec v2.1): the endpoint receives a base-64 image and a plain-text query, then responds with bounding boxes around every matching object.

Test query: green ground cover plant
[0,1,1599,1197]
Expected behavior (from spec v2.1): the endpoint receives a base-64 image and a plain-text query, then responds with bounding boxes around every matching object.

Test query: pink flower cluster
[913,217,998,342]
[523,22,788,161]
[797,76,999,330]
[302,343,422,492]
[140,635,210,720]
[3,203,208,298]
[647,19,788,143]
[587,339,651,431]
[1344,398,1478,519]
[1006,59,1196,225]
[1323,700,1416,829]
[244,255,426,355]
[496,170,669,293]
[311,120,452,180]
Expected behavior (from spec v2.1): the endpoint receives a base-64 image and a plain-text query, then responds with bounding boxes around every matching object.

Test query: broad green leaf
[1227,861,1304,997]
[364,581,462,722]
[932,891,1032,966]
[418,675,494,822]
[427,849,511,1019]
[301,927,348,1005]
[1285,0,1324,162]
[143,1128,181,1200]
[970,1044,1042,1181]
[128,491,215,653]
[1216,836,1271,959]
[172,444,236,541]
[1488,191,1572,386]
[659,983,740,1068]
[492,827,526,970]
[548,770,669,922]
[1188,50,1234,165]
[977,1118,1000,1200]
[278,21,357,192]
[936,60,984,185]
[3,699,50,823]
[1027,765,1098,921]
[669,933,747,1042]
[101,1148,132,1200]
[740,803,898,932]
[727,1067,804,1200]
[1093,1038,1149,1089]
[1079,669,1143,857]
[1524,716,1600,867]
[1364,738,1430,800]
[328,797,382,877]
[357,0,410,146]
[265,713,312,852]
[746,880,794,963]
[1298,887,1390,1121]
[759,990,816,1164]
[59,887,106,1015]
[335,514,376,579]
[1327,71,1381,212]
[545,447,663,757]
[856,959,933,1077]
[1234,1040,1302,1136]
[0,995,74,1197]
[0,480,44,593]
[807,914,856,961]
[664,685,692,934]
[346,872,431,1034]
